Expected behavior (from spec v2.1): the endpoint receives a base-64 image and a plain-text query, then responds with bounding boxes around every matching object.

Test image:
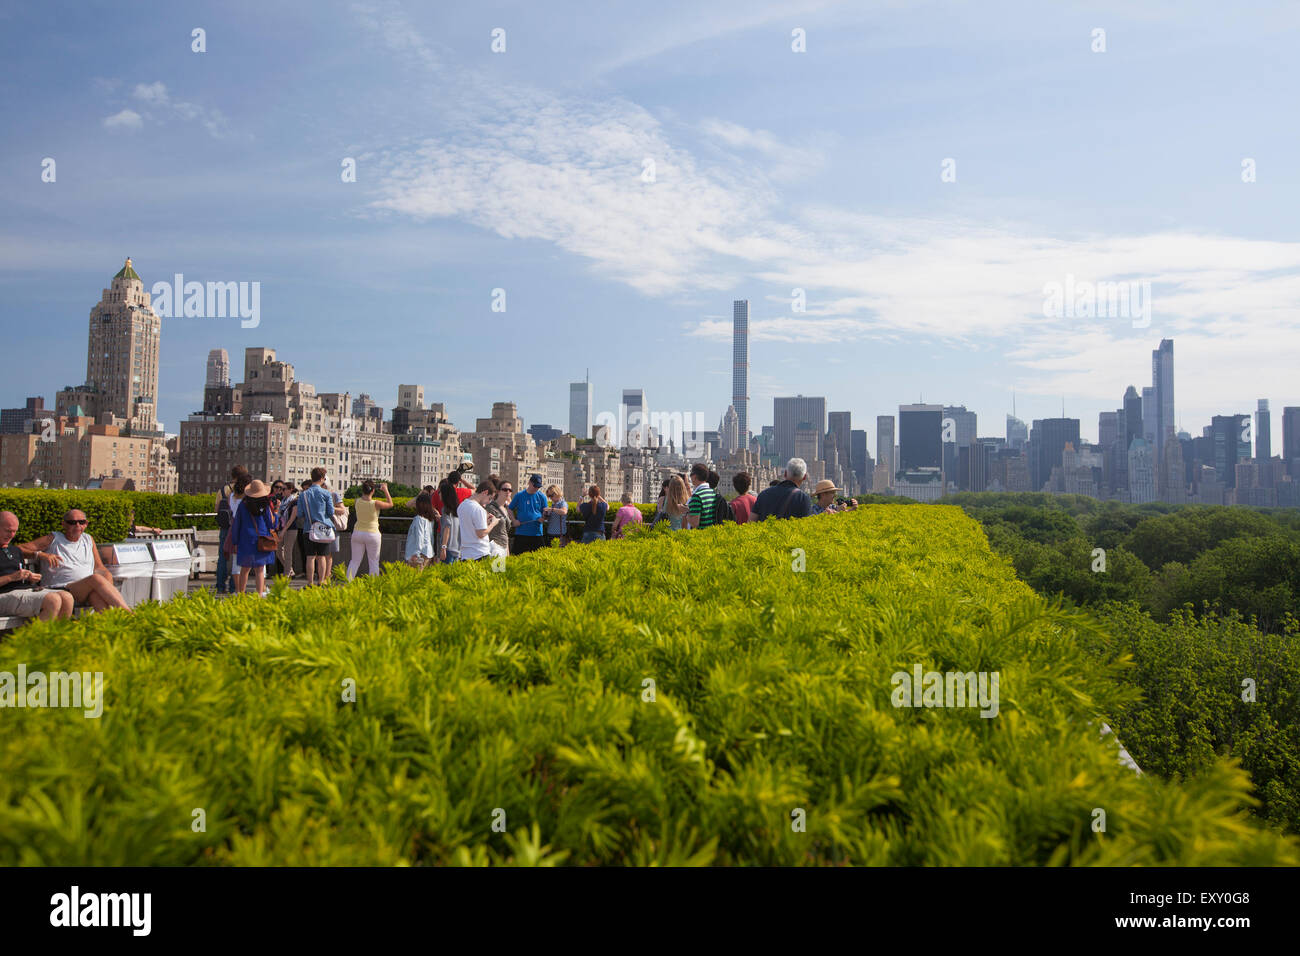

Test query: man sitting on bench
[21,510,132,612]
[0,511,75,622]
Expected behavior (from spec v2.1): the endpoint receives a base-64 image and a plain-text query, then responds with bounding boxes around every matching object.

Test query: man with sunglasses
[20,510,132,612]
[485,478,512,561]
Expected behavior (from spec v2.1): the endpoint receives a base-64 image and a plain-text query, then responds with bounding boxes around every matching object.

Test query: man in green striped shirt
[686,463,719,529]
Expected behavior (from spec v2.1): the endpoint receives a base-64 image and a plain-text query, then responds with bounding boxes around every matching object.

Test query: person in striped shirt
[685,463,719,529]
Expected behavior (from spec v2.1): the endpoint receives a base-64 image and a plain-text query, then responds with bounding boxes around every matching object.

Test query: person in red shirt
[439,465,474,513]
[730,472,758,523]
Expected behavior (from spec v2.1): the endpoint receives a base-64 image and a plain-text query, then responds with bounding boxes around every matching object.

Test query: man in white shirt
[21,509,131,611]
[457,481,500,561]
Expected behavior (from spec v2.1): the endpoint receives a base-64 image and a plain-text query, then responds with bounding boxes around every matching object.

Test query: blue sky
[2,0,1299,452]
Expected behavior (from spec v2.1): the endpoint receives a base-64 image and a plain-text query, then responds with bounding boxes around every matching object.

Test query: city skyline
[6,256,1300,469]
[3,3,1300,451]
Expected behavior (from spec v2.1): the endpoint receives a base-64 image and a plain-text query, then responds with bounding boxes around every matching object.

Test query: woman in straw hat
[232,478,277,596]
[811,479,840,515]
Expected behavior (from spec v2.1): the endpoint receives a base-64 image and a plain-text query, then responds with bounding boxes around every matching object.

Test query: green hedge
[1,505,1293,865]
[0,489,223,543]
[0,490,134,544]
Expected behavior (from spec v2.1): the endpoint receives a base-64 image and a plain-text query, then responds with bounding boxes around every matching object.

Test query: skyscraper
[774,395,826,463]
[732,300,750,443]
[850,429,869,491]
[1209,414,1251,488]
[1283,407,1300,477]
[1152,338,1174,468]
[1141,386,1157,448]
[721,405,740,456]
[874,416,895,490]
[1098,411,1119,449]
[206,348,230,388]
[622,388,647,448]
[70,258,162,432]
[898,404,943,471]
[1161,431,1187,503]
[1128,438,1156,504]
[1029,417,1081,492]
[1006,414,1028,449]
[942,405,977,483]
[828,411,852,472]
[569,380,593,439]
[1099,410,1120,493]
[1256,399,1271,462]
[1123,386,1144,450]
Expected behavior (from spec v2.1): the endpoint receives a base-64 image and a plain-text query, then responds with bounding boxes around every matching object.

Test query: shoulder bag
[257,510,279,552]
[305,488,337,544]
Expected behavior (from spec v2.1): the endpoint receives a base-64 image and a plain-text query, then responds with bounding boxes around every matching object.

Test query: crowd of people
[208,456,859,591]
[0,456,858,623]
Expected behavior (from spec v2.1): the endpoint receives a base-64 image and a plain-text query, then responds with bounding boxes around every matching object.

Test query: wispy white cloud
[102,109,142,130]
[588,0,848,75]
[350,0,440,73]
[98,81,232,138]
[698,118,823,181]
[355,3,1300,422]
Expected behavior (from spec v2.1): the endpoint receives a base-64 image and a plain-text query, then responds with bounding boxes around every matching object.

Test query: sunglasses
[500,487,513,493]
[64,518,88,525]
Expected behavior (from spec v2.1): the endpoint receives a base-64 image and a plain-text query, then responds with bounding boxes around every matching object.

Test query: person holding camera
[440,464,474,513]
[347,480,393,579]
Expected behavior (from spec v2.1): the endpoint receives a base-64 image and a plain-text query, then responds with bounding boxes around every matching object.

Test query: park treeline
[943,492,1300,834]
[944,492,1300,634]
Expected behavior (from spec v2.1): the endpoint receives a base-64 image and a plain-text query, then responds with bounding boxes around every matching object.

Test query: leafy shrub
[0,505,1292,865]
[1079,603,1300,833]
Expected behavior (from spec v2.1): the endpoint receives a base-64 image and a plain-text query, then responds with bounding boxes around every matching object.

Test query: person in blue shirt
[509,474,548,554]
[298,468,337,586]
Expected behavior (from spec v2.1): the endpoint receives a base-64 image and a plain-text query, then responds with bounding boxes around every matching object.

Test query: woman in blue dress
[232,479,276,597]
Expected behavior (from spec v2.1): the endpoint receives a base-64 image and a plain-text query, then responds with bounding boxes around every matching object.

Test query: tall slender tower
[732,300,749,445]
[874,415,895,490]
[1256,398,1271,461]
[1152,338,1174,469]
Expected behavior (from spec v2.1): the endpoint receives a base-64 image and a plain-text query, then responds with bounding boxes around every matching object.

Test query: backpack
[216,485,233,530]
[713,490,734,524]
